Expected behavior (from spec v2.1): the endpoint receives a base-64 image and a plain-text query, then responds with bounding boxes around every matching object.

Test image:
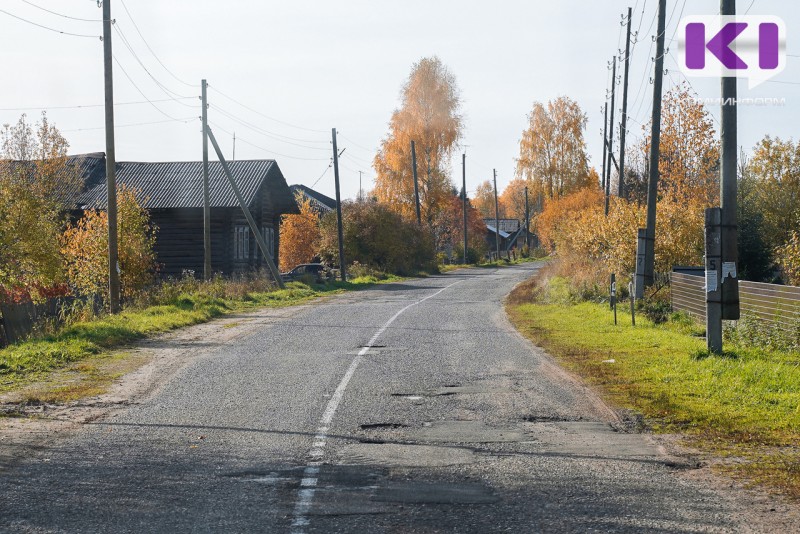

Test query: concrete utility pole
[707,0,741,352]
[524,185,530,249]
[601,102,608,194]
[358,170,363,201]
[103,0,120,313]
[462,153,468,264]
[411,140,421,225]
[605,56,617,217]
[637,0,667,299]
[618,6,633,198]
[202,79,211,281]
[332,129,346,282]
[493,169,500,260]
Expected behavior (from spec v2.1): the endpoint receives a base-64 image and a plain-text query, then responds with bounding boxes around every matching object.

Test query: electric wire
[117,0,196,88]
[208,122,331,162]
[0,8,99,38]
[310,164,332,189]
[0,97,197,112]
[112,56,187,122]
[62,117,197,132]
[209,85,329,134]
[209,104,330,147]
[113,22,198,104]
[20,0,101,22]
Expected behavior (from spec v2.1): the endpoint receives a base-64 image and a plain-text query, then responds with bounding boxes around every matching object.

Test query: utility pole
[493,169,500,260]
[232,132,236,162]
[462,153,468,264]
[411,140,421,225]
[605,56,617,216]
[103,0,120,313]
[637,0,667,298]
[332,128,346,282]
[202,79,211,281]
[601,102,608,194]
[618,6,633,198]
[525,186,530,249]
[358,170,363,201]
[707,0,741,352]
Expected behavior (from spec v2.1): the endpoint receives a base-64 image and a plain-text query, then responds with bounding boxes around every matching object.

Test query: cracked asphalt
[0,263,776,532]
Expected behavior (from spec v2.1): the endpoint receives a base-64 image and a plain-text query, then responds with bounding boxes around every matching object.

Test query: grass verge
[0,275,402,397]
[506,274,800,499]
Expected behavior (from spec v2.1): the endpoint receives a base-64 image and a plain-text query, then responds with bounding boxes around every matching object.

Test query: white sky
[2,0,799,201]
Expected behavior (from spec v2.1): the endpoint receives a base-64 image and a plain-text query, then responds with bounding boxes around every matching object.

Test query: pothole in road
[338,443,477,467]
[521,415,582,423]
[360,423,409,430]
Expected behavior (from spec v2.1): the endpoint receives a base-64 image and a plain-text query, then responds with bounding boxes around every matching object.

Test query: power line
[209,85,328,134]
[0,96,197,112]
[117,0,196,88]
[310,163,332,188]
[20,0,101,22]
[112,56,187,121]
[208,122,331,162]
[0,8,99,38]
[113,22,198,104]
[62,116,197,132]
[209,104,329,148]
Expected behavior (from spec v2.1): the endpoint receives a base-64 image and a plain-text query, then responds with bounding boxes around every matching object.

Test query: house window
[234,225,249,261]
[262,226,275,259]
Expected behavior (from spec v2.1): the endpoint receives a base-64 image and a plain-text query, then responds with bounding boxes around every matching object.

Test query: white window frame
[234,225,250,261]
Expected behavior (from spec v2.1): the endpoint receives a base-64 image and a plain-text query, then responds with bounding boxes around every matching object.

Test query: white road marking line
[290,279,464,532]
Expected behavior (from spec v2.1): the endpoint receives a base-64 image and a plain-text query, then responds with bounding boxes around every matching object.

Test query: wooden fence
[671,271,800,326]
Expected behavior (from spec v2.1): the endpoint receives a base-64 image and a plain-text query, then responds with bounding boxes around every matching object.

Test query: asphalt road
[0,263,756,532]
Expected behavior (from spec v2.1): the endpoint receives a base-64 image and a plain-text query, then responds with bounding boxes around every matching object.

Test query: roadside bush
[61,185,157,303]
[318,200,436,275]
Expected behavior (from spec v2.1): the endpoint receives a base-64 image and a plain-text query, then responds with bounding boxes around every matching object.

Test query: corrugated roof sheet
[289,184,336,212]
[77,159,297,212]
[485,224,511,239]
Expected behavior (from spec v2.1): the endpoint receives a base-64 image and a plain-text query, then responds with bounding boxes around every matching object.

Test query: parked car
[280,263,330,283]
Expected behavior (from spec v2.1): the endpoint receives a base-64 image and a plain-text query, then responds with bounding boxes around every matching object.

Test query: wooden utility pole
[462,153,468,264]
[411,140,421,225]
[601,102,608,194]
[605,56,617,217]
[525,185,530,249]
[103,0,120,313]
[707,0,741,352]
[637,0,667,298]
[493,169,500,260]
[618,6,633,198]
[332,128,346,282]
[202,79,211,281]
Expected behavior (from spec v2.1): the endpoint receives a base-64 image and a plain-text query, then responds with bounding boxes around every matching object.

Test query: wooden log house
[72,153,299,278]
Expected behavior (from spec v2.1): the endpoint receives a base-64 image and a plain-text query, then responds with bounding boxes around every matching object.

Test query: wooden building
[289,184,336,214]
[73,153,298,278]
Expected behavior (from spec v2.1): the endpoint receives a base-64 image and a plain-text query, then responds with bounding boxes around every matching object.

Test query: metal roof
[77,159,297,212]
[485,224,511,239]
[289,184,336,212]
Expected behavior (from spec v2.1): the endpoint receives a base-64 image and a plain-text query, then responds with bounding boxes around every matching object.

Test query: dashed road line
[290,279,464,532]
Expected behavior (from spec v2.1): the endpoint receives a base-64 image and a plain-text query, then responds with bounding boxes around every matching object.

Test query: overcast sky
[2,0,799,201]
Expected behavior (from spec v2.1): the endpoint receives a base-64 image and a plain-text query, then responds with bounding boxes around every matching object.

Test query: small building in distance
[73,153,298,278]
[484,218,526,256]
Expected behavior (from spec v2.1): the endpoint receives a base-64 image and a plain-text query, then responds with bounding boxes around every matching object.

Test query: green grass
[0,276,397,392]
[506,276,800,498]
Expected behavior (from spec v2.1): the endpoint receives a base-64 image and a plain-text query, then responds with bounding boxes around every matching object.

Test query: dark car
[280,263,329,283]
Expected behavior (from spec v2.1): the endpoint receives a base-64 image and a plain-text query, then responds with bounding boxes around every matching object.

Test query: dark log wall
[150,208,231,278]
